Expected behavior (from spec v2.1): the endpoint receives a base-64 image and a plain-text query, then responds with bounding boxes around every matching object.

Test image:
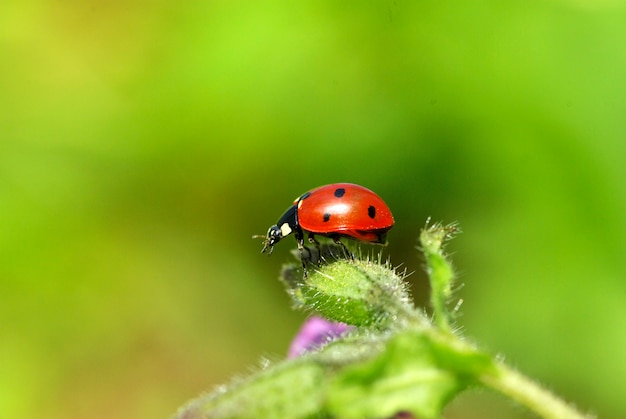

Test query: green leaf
[173,360,326,419]
[326,329,491,419]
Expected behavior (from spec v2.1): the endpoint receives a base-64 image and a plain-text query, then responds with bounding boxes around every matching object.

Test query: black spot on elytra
[323,213,331,222]
[334,188,346,198]
[368,205,376,219]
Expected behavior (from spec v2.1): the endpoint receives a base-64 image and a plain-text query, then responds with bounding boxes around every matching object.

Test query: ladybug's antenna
[252,234,273,254]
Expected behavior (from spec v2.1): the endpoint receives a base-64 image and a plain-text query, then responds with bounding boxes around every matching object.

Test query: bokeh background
[1,1,625,418]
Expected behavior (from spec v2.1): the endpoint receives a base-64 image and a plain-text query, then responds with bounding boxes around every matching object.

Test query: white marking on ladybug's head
[280,222,292,237]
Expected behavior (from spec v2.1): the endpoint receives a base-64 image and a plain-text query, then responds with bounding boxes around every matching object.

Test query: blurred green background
[1,1,625,418]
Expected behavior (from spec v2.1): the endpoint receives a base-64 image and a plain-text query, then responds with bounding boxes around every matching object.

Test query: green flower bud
[282,255,414,328]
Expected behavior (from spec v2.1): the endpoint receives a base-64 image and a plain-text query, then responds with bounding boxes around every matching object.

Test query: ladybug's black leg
[307,233,323,266]
[295,230,309,278]
[333,237,354,261]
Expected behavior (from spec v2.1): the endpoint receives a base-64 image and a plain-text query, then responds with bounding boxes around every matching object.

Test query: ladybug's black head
[261,225,283,254]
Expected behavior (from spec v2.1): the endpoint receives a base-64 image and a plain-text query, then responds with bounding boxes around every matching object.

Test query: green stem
[480,362,592,419]
[420,223,457,332]
[426,251,452,331]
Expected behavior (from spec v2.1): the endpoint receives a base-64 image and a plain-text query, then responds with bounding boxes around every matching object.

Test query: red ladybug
[261,183,394,273]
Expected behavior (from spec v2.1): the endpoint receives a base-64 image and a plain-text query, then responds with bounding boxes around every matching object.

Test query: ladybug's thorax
[275,203,299,233]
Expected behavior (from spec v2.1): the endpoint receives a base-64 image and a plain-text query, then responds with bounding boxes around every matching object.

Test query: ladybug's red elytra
[261,183,394,274]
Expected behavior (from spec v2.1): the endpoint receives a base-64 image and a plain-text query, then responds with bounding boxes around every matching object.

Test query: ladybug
[260,183,394,274]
